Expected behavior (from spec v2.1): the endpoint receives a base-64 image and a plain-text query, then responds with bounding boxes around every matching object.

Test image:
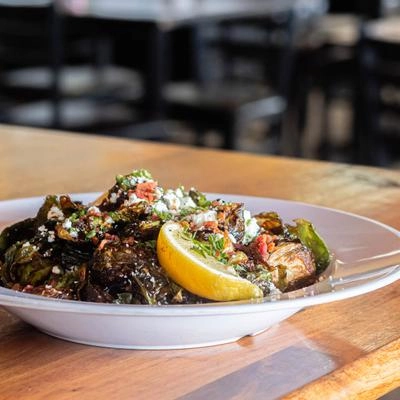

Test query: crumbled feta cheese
[180,196,196,209]
[242,210,260,245]
[69,229,79,239]
[125,192,145,206]
[191,210,217,228]
[104,216,114,224]
[129,176,153,186]
[43,249,52,257]
[62,219,72,229]
[52,266,61,274]
[38,225,48,237]
[47,205,64,221]
[152,188,197,214]
[163,191,180,211]
[175,187,184,198]
[228,233,237,244]
[47,231,56,243]
[154,187,164,200]
[109,192,118,204]
[88,206,101,214]
[153,200,169,214]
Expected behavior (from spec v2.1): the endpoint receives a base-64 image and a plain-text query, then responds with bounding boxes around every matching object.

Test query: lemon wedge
[157,221,263,301]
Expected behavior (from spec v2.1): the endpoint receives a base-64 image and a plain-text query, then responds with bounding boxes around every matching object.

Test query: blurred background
[1,0,400,167]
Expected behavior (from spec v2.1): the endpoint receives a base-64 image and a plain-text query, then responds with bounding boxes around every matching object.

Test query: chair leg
[50,6,63,129]
[318,90,333,160]
[221,113,243,150]
[269,120,284,155]
[146,26,170,119]
[290,73,313,157]
[194,128,204,147]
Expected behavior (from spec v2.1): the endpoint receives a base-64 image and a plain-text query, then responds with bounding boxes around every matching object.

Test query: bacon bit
[254,233,278,262]
[135,181,157,202]
[202,221,219,232]
[255,235,268,258]
[98,239,109,251]
[256,234,277,261]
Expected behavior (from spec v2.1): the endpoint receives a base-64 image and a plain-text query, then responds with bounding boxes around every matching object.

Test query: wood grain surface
[0,125,399,400]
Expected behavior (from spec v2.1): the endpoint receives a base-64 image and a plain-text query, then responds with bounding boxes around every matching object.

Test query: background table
[56,0,327,28]
[0,124,399,399]
[55,0,326,120]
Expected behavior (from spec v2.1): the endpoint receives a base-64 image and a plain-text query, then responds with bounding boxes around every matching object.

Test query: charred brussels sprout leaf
[60,242,93,270]
[59,195,82,216]
[2,242,52,287]
[55,264,87,294]
[114,292,135,304]
[254,212,284,234]
[138,220,161,240]
[35,195,59,226]
[287,219,331,273]
[0,218,36,258]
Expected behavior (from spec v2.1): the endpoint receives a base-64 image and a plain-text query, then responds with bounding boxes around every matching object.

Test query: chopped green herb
[154,209,173,222]
[181,231,229,264]
[86,230,97,239]
[189,189,211,208]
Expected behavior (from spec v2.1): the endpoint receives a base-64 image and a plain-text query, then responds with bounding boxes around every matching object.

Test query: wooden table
[0,124,399,400]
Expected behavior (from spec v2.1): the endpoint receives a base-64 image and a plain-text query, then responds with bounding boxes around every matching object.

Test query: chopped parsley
[153,209,173,222]
[180,229,229,264]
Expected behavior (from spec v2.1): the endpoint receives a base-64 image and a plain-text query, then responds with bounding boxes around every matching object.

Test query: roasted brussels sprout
[287,219,331,273]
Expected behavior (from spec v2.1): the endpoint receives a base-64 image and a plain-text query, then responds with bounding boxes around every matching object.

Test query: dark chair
[328,0,381,19]
[0,4,60,125]
[164,10,297,153]
[292,13,362,163]
[355,20,400,166]
[0,4,142,132]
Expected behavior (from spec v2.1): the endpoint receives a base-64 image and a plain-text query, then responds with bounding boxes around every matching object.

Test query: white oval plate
[0,193,399,349]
